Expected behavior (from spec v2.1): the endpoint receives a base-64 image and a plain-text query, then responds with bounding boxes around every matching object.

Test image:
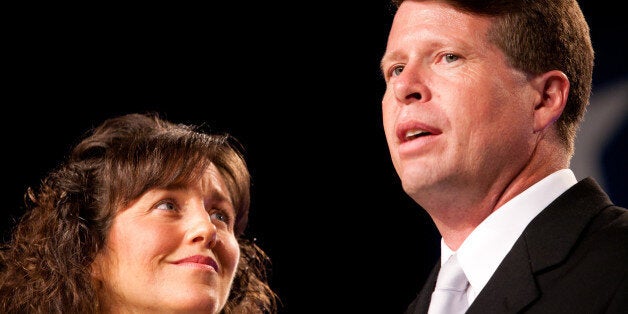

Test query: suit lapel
[468,178,612,312]
[406,260,440,314]
[524,178,612,272]
[467,236,539,313]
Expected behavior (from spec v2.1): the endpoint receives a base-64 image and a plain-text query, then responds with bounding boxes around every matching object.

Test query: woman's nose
[186,210,218,248]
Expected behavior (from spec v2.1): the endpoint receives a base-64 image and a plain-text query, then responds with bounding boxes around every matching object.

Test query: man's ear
[531,70,570,133]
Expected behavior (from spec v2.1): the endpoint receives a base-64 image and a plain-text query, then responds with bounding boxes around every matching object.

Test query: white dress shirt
[438,169,578,305]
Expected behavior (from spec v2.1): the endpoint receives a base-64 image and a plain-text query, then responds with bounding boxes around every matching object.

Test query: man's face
[380,1,537,208]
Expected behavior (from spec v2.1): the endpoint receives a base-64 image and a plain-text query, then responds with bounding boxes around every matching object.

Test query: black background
[3,1,626,313]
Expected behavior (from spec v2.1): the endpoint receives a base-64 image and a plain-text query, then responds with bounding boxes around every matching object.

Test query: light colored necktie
[428,254,469,314]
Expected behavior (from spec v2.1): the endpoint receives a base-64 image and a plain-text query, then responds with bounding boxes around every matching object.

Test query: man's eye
[444,53,459,63]
[392,65,404,76]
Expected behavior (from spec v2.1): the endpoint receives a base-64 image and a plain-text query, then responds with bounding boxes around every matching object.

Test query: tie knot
[435,254,468,292]
[429,254,470,314]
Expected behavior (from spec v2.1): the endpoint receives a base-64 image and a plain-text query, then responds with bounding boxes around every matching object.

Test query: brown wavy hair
[0,112,279,313]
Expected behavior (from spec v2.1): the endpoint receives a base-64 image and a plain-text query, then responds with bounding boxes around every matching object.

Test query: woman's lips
[174,255,218,271]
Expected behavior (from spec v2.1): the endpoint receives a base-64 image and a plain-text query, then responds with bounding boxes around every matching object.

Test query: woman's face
[91,163,241,313]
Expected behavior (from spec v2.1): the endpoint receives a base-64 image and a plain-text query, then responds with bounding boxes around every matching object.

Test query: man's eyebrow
[380,50,401,73]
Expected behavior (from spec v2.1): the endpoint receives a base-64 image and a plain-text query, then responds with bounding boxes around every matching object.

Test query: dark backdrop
[4,1,626,313]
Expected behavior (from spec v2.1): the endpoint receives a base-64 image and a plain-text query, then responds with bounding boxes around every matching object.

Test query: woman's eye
[444,53,459,63]
[156,201,177,211]
[210,211,231,224]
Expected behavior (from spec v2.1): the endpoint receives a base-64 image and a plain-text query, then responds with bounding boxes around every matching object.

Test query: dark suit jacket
[405,177,628,314]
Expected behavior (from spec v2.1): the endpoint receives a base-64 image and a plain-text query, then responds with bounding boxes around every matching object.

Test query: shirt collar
[440,169,577,295]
